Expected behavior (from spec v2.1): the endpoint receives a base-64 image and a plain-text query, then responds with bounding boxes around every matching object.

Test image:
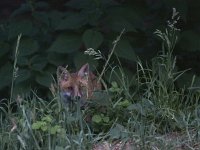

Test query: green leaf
[36,72,53,87]
[102,116,109,123]
[180,30,200,51]
[50,125,61,134]
[48,34,81,53]
[41,125,48,131]
[73,52,98,71]
[11,3,32,17]
[48,11,64,29]
[42,115,53,123]
[17,56,29,66]
[32,122,42,130]
[92,114,102,123]
[0,63,12,89]
[115,40,137,61]
[111,81,118,88]
[66,0,95,9]
[105,6,143,31]
[56,13,86,30]
[32,11,50,26]
[18,38,39,56]
[66,0,118,9]
[8,20,36,38]
[30,55,47,71]
[118,99,131,107]
[0,42,10,58]
[15,69,31,84]
[109,81,121,93]
[82,29,103,49]
[47,52,68,66]
[106,17,136,32]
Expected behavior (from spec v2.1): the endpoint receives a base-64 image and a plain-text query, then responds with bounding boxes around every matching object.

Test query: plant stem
[10,34,21,105]
[98,29,125,83]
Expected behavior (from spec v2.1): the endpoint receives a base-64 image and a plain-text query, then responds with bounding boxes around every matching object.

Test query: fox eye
[67,87,73,91]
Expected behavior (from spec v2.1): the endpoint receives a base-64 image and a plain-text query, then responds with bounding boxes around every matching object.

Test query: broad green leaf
[32,122,41,130]
[47,52,68,66]
[105,16,136,32]
[92,114,102,123]
[11,2,49,17]
[82,29,103,49]
[0,42,10,58]
[30,55,47,71]
[0,63,12,89]
[34,1,49,9]
[180,30,200,51]
[32,11,50,26]
[115,40,136,61]
[106,6,145,30]
[18,38,39,56]
[17,56,29,66]
[73,52,98,71]
[102,116,109,123]
[48,34,81,53]
[11,3,32,17]
[111,81,118,88]
[118,99,131,107]
[8,20,36,38]
[42,115,53,123]
[36,72,53,87]
[66,0,95,9]
[56,13,87,30]
[41,125,48,131]
[48,11,64,29]
[66,0,118,9]
[50,125,61,134]
[15,69,31,84]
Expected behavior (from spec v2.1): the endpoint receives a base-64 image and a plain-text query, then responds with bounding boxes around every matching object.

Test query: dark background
[0,0,200,99]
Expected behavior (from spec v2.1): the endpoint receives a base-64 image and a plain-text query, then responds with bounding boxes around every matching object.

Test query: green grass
[1,10,200,150]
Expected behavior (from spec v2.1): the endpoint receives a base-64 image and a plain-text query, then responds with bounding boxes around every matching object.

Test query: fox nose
[74,86,82,99]
[61,91,72,103]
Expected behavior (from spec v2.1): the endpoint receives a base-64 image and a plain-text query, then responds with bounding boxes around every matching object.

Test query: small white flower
[84,48,103,60]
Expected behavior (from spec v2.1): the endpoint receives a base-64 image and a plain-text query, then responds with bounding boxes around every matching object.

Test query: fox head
[57,63,100,104]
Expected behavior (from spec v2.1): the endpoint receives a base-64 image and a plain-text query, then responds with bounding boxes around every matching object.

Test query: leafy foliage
[0,0,200,99]
[1,16,200,149]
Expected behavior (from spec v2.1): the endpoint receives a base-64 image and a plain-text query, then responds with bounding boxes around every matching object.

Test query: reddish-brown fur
[57,64,101,100]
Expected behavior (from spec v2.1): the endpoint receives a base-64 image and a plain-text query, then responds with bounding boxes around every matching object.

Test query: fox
[57,63,101,105]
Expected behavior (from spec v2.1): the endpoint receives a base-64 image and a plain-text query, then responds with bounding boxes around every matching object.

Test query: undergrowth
[0,8,200,150]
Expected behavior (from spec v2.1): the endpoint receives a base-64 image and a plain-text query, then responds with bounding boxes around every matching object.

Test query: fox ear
[57,66,70,81]
[78,63,89,78]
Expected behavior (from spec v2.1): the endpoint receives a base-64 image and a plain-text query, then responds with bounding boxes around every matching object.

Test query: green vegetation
[1,7,200,149]
[1,0,200,99]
